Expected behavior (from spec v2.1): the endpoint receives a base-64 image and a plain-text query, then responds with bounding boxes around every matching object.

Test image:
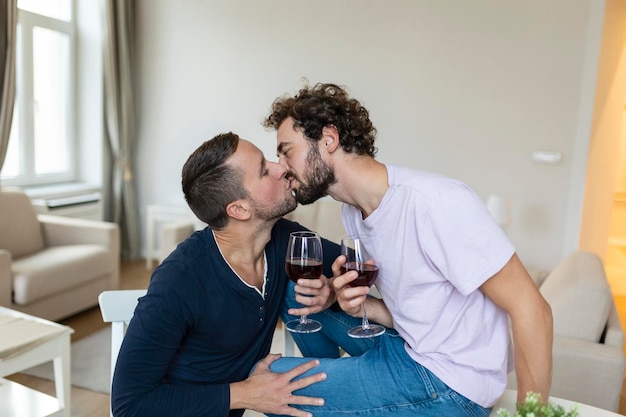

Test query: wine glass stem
[299,315,308,324]
[360,304,371,330]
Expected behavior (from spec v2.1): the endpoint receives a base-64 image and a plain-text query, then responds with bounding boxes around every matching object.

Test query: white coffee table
[491,389,621,416]
[0,306,74,417]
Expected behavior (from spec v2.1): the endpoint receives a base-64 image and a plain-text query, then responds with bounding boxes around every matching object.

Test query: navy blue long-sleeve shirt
[111,218,339,417]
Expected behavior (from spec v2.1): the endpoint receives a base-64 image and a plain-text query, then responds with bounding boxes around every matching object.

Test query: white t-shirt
[341,165,515,407]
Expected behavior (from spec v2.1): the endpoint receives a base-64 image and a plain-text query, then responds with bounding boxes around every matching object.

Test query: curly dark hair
[181,132,248,229]
[263,83,377,157]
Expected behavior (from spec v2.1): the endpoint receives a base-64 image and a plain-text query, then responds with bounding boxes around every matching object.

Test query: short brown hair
[181,132,249,229]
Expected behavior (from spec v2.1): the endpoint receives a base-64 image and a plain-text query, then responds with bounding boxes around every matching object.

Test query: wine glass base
[348,324,386,338]
[285,319,322,334]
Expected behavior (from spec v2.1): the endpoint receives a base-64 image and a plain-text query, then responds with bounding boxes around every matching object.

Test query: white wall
[134,0,603,271]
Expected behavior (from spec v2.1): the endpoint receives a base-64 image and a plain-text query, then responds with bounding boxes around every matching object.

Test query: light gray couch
[158,199,625,412]
[0,188,120,321]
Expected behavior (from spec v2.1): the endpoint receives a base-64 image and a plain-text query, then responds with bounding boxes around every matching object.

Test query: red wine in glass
[286,258,323,283]
[341,236,385,338]
[340,262,379,287]
[284,231,323,333]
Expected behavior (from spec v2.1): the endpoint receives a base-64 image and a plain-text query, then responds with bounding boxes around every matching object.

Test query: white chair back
[98,289,147,417]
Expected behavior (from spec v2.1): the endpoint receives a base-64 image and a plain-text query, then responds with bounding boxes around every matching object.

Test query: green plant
[497,392,579,417]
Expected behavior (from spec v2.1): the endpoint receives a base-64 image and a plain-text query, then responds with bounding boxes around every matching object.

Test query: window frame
[2,2,77,187]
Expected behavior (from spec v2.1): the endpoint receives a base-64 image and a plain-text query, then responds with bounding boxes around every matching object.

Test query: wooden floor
[7,260,626,416]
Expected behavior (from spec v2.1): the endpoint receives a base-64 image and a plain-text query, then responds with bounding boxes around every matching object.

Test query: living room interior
[2,0,626,416]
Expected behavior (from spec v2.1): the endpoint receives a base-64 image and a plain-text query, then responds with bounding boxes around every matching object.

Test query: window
[2,0,75,186]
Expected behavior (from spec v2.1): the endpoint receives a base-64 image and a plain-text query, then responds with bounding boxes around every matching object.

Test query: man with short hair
[111,132,357,417]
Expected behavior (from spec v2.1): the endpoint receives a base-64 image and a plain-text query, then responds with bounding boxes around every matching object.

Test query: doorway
[579,0,626,296]
[605,109,626,294]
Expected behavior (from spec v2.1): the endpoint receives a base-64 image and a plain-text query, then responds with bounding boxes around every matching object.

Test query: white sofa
[0,188,120,321]
[158,199,624,412]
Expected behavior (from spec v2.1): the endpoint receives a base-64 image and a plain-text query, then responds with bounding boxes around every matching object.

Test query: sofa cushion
[12,244,116,305]
[0,189,45,258]
[539,251,612,343]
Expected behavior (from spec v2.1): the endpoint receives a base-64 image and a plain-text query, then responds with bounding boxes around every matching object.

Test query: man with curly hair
[263,83,553,416]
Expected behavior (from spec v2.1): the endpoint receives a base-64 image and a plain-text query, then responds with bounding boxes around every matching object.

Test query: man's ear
[226,200,251,221]
[321,124,340,153]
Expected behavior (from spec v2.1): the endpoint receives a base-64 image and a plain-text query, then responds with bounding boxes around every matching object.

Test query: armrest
[159,219,195,262]
[40,215,120,290]
[508,336,625,412]
[603,303,624,349]
[508,337,624,390]
[38,214,119,251]
[0,250,11,307]
[550,336,624,411]
[551,336,625,376]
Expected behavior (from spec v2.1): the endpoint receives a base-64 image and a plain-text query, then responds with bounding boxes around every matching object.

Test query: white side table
[0,379,62,417]
[145,204,190,269]
[0,307,74,417]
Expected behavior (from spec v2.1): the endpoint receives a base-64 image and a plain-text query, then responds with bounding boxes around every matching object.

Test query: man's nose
[271,161,289,179]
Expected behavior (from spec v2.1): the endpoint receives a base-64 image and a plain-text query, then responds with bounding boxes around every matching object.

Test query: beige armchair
[508,250,625,412]
[0,188,120,321]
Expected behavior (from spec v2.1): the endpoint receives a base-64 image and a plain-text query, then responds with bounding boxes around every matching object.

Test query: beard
[295,143,336,205]
[252,195,298,221]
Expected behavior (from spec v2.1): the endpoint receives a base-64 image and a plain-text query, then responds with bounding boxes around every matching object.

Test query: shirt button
[259,317,264,323]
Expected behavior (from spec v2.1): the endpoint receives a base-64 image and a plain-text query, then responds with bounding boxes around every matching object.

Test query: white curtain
[102,0,140,259]
[0,0,17,180]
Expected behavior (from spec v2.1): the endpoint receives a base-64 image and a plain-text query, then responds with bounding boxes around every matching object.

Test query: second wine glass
[340,235,386,338]
[284,231,324,333]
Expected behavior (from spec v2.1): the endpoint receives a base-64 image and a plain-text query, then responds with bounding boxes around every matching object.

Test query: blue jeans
[269,281,492,417]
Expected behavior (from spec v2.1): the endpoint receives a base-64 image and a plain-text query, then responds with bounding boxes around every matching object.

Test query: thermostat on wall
[531,150,562,164]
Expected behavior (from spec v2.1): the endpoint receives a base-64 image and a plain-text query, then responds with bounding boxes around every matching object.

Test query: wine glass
[340,235,386,338]
[284,231,324,333]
